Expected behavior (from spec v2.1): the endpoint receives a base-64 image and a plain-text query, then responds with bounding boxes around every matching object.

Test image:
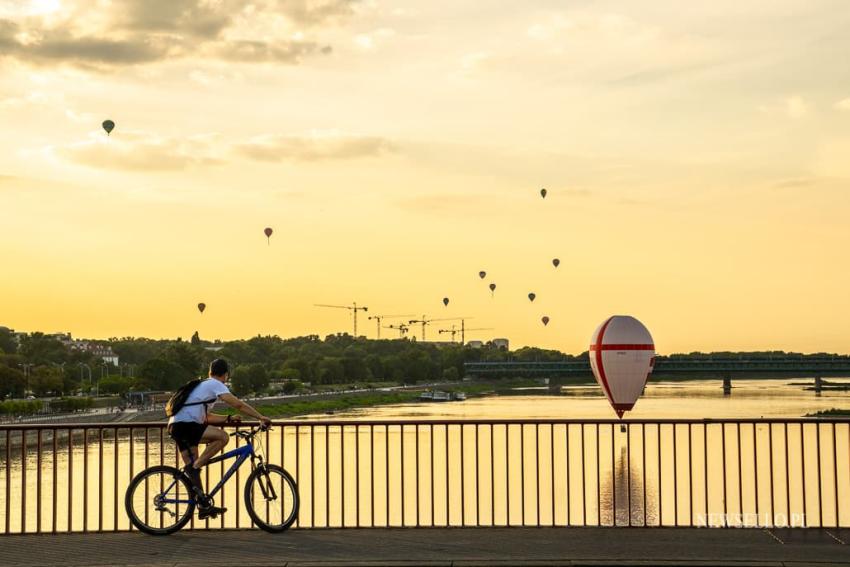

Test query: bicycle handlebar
[230,424,271,439]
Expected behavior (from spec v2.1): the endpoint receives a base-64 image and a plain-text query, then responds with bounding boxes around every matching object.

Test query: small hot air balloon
[197,303,206,314]
[442,297,449,307]
[540,188,547,199]
[478,271,486,279]
[528,293,536,302]
[102,120,115,136]
[552,258,560,268]
[489,283,496,297]
[541,316,549,326]
[264,227,273,245]
[589,315,655,419]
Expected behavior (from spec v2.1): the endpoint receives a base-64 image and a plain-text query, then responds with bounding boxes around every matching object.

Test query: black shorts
[168,421,208,452]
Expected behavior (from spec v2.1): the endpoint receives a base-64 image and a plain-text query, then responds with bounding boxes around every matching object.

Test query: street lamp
[99,363,111,397]
[18,363,34,396]
[78,363,92,395]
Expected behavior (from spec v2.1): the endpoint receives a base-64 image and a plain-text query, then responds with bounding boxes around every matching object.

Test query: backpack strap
[182,398,217,407]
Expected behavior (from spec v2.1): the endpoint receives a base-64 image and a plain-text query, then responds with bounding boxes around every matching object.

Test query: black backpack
[165,378,218,417]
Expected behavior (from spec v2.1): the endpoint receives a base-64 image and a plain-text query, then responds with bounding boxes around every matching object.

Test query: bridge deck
[1,527,848,566]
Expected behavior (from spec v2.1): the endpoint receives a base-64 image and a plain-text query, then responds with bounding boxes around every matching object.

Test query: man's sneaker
[198,503,227,520]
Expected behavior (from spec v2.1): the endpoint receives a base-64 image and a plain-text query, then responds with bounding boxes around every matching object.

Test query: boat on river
[419,390,465,402]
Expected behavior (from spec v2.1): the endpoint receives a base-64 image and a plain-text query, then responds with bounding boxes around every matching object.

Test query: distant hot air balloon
[489,283,496,297]
[479,271,486,279]
[264,227,273,245]
[102,120,115,136]
[540,188,547,199]
[442,297,449,307]
[197,303,206,314]
[552,258,560,268]
[528,293,536,302]
[541,316,549,326]
[589,315,655,419]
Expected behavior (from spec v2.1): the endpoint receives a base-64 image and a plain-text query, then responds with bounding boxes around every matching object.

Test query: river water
[1,378,848,533]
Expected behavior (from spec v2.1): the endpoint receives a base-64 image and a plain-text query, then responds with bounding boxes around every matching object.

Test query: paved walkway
[0,528,848,567]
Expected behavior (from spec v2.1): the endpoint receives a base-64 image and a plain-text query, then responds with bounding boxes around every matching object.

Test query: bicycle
[125,425,299,535]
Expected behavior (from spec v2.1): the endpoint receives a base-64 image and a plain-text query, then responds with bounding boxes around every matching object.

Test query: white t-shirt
[168,378,231,425]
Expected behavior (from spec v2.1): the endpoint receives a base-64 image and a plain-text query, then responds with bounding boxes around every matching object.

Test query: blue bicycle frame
[160,442,256,505]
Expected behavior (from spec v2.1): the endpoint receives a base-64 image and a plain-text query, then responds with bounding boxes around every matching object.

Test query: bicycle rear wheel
[244,464,299,533]
[125,465,196,535]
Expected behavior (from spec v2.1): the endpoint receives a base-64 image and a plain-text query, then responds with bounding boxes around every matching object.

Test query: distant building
[491,338,510,350]
[53,333,120,365]
[467,340,484,349]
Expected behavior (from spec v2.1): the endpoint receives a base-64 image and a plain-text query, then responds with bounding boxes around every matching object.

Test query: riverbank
[217,378,541,419]
[806,408,850,417]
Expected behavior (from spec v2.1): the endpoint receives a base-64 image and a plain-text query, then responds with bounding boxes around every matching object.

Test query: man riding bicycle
[167,358,272,519]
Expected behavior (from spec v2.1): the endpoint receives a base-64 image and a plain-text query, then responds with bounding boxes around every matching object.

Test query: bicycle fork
[254,463,279,502]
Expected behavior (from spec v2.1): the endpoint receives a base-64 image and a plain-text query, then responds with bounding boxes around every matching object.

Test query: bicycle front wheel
[125,465,196,535]
[244,464,299,533]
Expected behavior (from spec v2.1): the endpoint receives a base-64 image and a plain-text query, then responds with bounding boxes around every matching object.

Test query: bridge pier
[814,376,823,395]
[723,375,732,396]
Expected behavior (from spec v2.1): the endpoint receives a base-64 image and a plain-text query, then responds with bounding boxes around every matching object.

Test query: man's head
[209,358,230,382]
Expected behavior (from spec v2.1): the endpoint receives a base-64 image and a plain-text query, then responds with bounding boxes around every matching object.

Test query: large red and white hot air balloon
[589,315,655,418]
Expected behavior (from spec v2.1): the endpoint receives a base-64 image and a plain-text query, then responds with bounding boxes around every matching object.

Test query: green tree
[316,357,344,384]
[162,343,204,377]
[230,364,268,396]
[18,333,68,364]
[29,366,64,396]
[0,399,42,416]
[280,368,301,382]
[442,366,459,381]
[0,365,26,399]
[282,357,314,383]
[342,347,372,382]
[138,358,188,391]
[0,328,17,354]
[99,375,134,396]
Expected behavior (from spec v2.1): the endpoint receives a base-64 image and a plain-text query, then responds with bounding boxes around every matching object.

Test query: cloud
[813,138,850,179]
[57,132,223,171]
[353,28,395,51]
[757,95,812,119]
[0,0,354,69]
[235,133,393,162]
[395,193,502,215]
[48,130,393,170]
[773,177,818,189]
[784,96,810,118]
[214,39,329,63]
[835,98,850,111]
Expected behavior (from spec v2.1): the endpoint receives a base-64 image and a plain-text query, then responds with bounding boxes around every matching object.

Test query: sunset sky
[1,0,849,354]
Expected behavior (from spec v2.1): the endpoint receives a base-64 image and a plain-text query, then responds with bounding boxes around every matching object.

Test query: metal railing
[1,418,848,534]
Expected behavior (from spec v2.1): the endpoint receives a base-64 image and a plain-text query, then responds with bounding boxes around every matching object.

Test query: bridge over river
[1,418,848,566]
[464,356,850,388]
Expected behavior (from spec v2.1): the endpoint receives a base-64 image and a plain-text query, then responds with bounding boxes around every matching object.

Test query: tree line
[3,326,844,400]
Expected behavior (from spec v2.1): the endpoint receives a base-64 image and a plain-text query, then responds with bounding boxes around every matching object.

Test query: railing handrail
[1,416,848,431]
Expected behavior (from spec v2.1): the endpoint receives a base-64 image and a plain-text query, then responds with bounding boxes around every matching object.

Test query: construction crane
[368,314,415,339]
[408,315,470,341]
[314,302,369,337]
[438,325,493,344]
[384,323,410,338]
